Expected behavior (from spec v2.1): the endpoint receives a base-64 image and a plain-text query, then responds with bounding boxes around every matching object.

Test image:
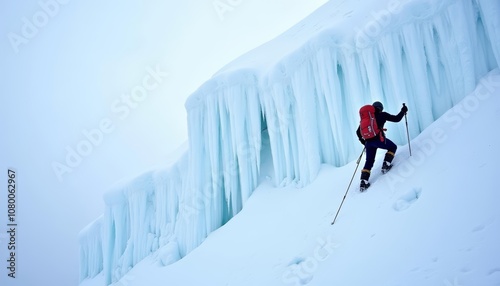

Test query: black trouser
[361,137,397,180]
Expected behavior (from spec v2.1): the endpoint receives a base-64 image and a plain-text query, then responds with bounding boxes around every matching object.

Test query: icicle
[79,1,500,284]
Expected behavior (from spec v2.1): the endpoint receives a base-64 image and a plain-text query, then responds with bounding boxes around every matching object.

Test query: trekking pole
[331,147,365,225]
[403,103,412,156]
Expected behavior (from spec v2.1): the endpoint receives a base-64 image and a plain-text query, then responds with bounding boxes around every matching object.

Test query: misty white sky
[0,0,327,285]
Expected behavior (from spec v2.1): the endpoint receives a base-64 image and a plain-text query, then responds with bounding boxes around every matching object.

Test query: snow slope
[79,0,500,284]
[88,68,500,286]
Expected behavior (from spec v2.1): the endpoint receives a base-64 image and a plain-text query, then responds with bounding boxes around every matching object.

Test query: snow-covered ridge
[79,0,500,284]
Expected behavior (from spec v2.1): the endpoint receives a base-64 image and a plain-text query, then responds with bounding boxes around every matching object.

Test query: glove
[359,138,366,146]
[401,104,408,114]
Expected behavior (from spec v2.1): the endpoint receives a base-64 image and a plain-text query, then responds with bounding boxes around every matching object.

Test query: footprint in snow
[282,257,314,285]
[343,10,354,17]
[472,224,485,232]
[393,188,422,212]
[487,267,500,276]
[471,217,495,233]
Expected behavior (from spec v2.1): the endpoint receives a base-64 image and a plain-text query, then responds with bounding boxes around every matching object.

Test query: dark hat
[372,101,383,111]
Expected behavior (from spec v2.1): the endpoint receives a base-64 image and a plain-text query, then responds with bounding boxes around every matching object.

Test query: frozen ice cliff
[79,0,500,284]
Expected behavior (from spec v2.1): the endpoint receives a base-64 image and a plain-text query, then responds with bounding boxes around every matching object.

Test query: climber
[356,101,408,191]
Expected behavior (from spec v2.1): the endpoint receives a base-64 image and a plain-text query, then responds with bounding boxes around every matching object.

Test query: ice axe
[403,103,412,156]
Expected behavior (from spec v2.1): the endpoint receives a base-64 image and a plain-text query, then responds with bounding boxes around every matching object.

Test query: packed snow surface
[79,0,500,284]
[83,69,500,285]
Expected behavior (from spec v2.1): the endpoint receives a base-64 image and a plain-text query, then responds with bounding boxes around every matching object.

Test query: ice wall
[186,0,499,188]
[79,0,500,284]
[79,154,189,284]
[79,216,103,281]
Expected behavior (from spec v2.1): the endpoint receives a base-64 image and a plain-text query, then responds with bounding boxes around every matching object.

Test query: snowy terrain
[79,0,500,285]
[87,69,500,286]
[82,69,500,285]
